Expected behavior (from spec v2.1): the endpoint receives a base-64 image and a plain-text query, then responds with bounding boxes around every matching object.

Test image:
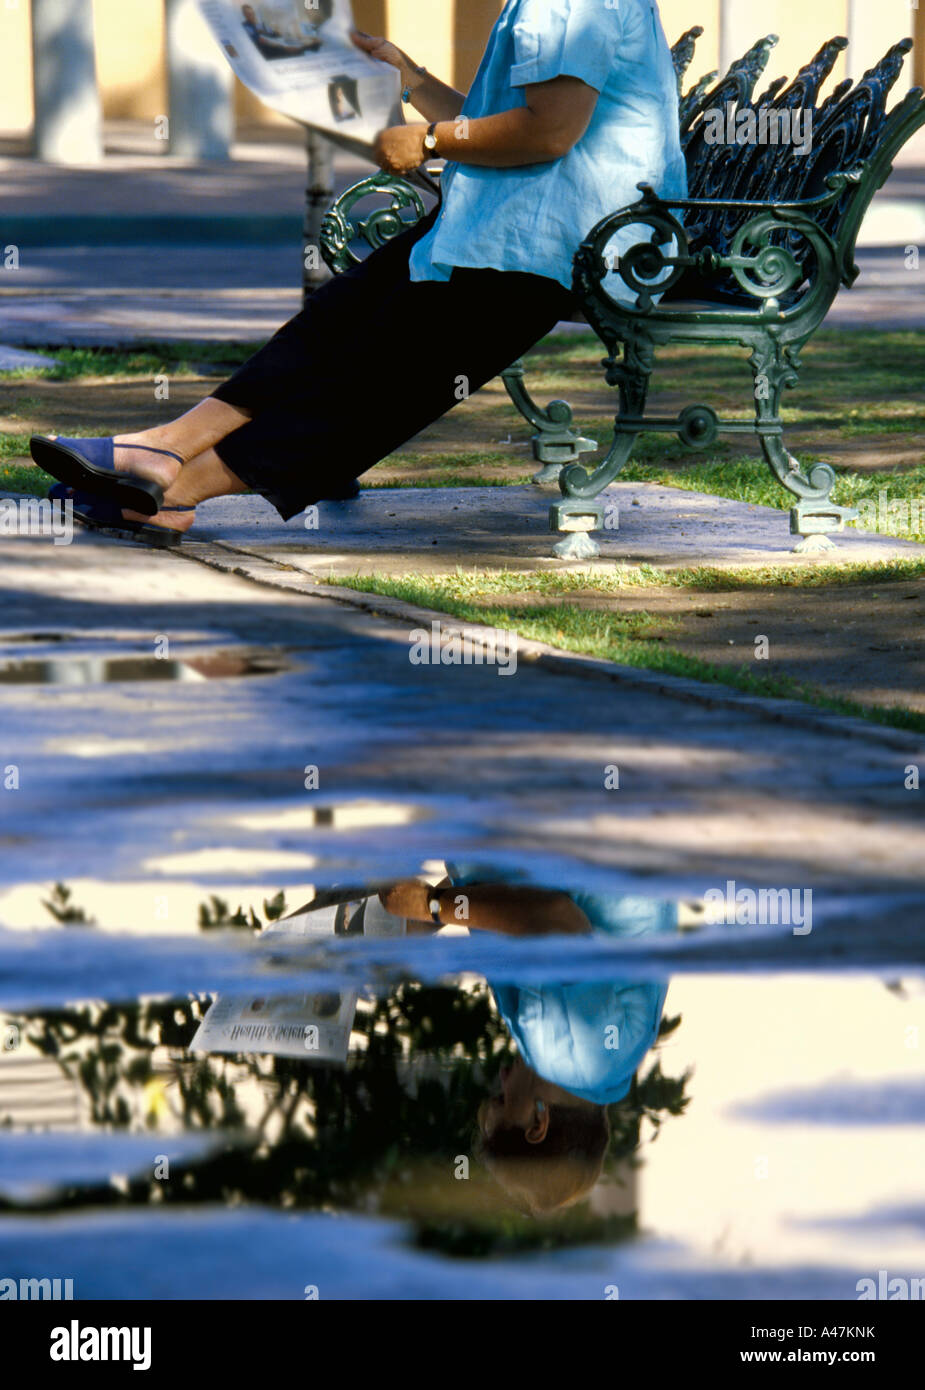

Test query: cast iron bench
[319,29,925,557]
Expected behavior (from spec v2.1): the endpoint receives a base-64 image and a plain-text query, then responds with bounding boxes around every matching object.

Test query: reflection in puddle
[0,649,292,685]
[1,861,923,1295]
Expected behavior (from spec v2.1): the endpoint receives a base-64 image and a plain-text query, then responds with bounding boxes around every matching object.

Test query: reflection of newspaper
[189,902,360,1060]
[198,0,401,155]
[187,895,407,1061]
[188,990,358,1061]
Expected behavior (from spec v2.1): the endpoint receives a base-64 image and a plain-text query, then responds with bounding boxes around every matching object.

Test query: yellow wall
[385,0,455,83]
[453,0,503,89]
[723,0,850,97]
[0,0,33,134]
[0,1,920,139]
[94,0,165,119]
[658,0,721,76]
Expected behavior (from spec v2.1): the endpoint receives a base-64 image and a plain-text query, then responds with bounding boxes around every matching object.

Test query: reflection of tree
[42,882,94,926]
[198,891,287,932]
[4,983,691,1253]
[609,1014,690,1163]
[19,997,243,1131]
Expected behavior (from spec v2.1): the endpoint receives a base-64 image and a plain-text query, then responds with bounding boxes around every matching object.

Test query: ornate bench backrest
[677,33,925,296]
[320,25,925,300]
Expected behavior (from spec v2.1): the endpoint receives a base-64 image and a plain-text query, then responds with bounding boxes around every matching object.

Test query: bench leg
[548,335,652,553]
[750,341,858,550]
[500,361,597,482]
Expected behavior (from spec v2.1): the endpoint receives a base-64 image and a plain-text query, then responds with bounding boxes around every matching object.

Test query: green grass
[366,464,534,488]
[338,558,925,595]
[527,328,925,401]
[0,342,260,382]
[330,570,925,735]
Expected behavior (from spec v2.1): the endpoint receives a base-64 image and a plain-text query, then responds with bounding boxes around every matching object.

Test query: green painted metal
[318,30,925,555]
[500,361,597,481]
[319,170,427,274]
[566,34,925,553]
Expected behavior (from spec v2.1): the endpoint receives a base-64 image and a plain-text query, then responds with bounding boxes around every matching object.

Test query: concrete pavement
[1,526,923,919]
[175,483,925,576]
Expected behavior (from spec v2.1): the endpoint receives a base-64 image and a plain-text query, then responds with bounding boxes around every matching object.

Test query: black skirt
[210,206,576,520]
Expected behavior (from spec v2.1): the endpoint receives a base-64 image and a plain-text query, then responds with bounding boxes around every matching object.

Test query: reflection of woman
[379,872,676,1212]
[32,1,685,543]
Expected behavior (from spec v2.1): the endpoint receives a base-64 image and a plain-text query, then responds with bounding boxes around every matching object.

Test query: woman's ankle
[117,429,188,464]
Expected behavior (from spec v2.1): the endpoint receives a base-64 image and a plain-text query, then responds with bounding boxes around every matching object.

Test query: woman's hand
[351,29,405,70]
[353,28,466,124]
[378,880,431,921]
[373,123,429,175]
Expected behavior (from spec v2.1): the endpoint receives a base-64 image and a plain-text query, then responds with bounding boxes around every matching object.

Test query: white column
[165,0,234,160]
[718,0,735,77]
[847,0,862,82]
[31,0,103,164]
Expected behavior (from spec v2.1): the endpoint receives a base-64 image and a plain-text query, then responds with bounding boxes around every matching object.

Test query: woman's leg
[211,263,576,521]
[89,212,445,530]
[109,399,253,491]
[121,445,249,534]
[64,207,576,533]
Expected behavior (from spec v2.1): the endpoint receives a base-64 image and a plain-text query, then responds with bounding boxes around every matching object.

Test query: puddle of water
[0,860,922,1298]
[0,649,291,685]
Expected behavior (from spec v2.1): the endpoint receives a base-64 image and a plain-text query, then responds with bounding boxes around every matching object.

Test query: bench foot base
[789,502,859,553]
[792,533,837,554]
[553,531,601,560]
[549,498,604,559]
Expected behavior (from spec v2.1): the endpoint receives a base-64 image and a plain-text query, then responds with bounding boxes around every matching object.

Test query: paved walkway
[1,524,923,931]
[181,483,925,575]
[3,246,922,346]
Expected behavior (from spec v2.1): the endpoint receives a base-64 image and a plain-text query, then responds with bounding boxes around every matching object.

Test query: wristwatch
[427,891,443,925]
[423,122,439,154]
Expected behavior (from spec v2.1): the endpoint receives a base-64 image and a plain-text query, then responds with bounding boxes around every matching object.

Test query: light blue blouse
[409,0,687,294]
[446,864,676,1106]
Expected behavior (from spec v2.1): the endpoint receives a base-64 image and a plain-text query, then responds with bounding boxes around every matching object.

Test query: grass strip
[330,571,925,735]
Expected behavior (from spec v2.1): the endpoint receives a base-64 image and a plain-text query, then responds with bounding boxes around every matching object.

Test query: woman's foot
[44,436,196,532]
[108,433,184,491]
[121,501,196,535]
[44,432,183,489]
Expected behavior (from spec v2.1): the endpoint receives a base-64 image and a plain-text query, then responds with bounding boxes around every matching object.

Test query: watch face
[424,134,436,150]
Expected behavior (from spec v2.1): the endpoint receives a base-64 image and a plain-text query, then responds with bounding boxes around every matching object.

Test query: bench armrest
[573,176,850,332]
[320,171,432,274]
[636,168,863,219]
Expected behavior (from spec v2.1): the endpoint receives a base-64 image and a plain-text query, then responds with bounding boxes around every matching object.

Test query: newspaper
[198,0,402,157]
[187,894,408,1061]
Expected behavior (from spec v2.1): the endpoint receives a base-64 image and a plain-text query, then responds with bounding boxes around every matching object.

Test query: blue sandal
[50,483,194,547]
[31,435,181,518]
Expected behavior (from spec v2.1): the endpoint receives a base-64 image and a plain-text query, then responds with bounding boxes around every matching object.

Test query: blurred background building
[0,0,923,164]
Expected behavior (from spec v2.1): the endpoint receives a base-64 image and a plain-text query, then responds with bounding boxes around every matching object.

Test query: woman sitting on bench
[32,0,686,543]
